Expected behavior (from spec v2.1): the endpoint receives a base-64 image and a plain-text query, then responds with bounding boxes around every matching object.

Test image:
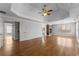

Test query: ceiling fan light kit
[42,12,48,16]
[40,5,53,16]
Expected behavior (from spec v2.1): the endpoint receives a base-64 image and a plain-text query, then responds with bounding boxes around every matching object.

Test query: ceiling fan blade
[47,13,51,15]
[0,11,6,14]
[52,10,56,14]
[42,8,44,10]
[48,10,53,12]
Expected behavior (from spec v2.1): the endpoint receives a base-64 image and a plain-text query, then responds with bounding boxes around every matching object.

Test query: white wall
[20,20,42,41]
[0,17,3,48]
[52,23,76,36]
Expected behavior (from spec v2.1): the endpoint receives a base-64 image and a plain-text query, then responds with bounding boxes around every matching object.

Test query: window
[61,24,71,32]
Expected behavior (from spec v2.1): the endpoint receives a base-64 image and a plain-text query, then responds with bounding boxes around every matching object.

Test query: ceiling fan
[39,5,53,16]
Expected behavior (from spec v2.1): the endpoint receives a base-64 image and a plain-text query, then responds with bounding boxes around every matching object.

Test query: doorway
[3,22,20,48]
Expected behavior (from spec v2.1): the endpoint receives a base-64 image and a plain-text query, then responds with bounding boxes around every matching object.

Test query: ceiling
[0,3,79,23]
[0,3,20,18]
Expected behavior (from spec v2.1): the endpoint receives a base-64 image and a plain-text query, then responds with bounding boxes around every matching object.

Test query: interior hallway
[0,35,79,56]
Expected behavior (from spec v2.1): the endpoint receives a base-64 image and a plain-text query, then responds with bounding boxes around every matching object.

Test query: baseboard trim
[20,36,42,41]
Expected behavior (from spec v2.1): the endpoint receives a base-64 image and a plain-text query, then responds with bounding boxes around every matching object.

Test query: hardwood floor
[0,35,79,56]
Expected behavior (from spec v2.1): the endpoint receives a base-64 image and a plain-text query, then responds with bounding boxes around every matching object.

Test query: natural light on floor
[57,36,73,48]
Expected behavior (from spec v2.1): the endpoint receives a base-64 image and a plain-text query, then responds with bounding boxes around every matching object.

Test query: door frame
[3,21,20,47]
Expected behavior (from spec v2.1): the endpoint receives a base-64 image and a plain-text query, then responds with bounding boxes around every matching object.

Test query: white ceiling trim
[47,17,76,25]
